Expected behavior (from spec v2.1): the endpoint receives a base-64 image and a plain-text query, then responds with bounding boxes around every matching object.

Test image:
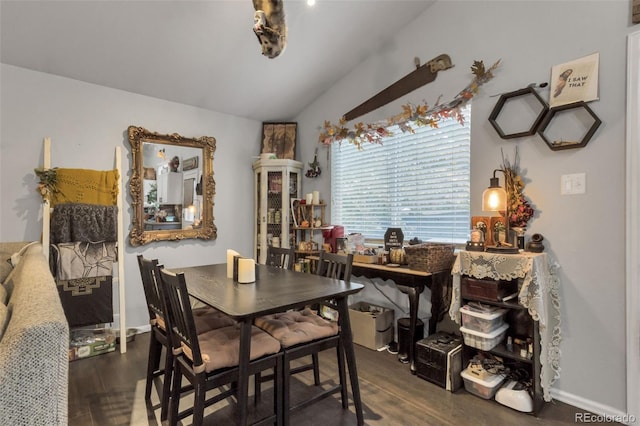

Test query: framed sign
[384,228,404,252]
[549,53,599,107]
[261,122,297,160]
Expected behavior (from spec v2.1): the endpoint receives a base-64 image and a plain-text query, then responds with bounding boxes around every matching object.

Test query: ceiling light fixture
[307,0,316,6]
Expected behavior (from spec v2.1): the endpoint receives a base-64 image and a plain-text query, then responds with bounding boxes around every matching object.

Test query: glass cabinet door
[253,160,302,264]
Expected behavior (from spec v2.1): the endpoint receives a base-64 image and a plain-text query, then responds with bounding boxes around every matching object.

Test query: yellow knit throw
[50,168,119,207]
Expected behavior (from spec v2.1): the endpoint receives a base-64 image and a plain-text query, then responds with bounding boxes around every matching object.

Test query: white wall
[295,0,633,416]
[0,64,261,329]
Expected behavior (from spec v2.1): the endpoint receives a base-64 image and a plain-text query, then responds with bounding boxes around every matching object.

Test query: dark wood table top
[168,263,364,319]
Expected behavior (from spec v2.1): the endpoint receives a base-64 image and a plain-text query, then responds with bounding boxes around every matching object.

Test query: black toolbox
[415,332,463,391]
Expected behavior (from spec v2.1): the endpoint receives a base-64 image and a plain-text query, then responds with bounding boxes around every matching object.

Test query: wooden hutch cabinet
[252,159,302,264]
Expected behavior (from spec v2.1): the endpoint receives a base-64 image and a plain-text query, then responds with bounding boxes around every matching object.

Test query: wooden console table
[309,256,451,373]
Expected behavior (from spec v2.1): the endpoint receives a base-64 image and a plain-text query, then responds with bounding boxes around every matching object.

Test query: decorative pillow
[0,302,9,340]
[9,241,39,267]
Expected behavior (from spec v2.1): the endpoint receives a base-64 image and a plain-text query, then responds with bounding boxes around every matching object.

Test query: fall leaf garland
[319,59,501,149]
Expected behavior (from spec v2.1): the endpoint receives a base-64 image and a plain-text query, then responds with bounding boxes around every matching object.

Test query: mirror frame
[127,126,217,246]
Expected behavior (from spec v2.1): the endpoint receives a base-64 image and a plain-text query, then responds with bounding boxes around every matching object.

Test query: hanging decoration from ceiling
[319,59,501,149]
[252,0,287,59]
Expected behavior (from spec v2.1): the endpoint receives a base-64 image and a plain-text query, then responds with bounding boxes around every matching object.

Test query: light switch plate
[561,173,586,195]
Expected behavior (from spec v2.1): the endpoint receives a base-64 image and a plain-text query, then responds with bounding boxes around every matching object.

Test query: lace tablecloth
[449,251,561,401]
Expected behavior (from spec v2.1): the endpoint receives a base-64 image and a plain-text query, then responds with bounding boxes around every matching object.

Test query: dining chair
[265,246,295,270]
[157,266,283,426]
[136,255,236,421]
[254,246,296,402]
[254,250,353,424]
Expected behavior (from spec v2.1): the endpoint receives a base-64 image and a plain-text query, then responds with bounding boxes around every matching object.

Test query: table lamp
[482,169,519,253]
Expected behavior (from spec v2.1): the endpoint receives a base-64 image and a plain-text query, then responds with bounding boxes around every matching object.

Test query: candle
[312,191,320,204]
[226,249,240,278]
[237,258,256,283]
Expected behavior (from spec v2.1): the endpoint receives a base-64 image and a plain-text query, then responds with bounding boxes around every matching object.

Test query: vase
[512,227,526,250]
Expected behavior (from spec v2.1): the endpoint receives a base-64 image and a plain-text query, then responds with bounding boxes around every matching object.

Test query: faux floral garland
[501,149,535,228]
[319,59,501,149]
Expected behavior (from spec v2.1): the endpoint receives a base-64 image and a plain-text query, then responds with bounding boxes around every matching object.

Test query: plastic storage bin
[460,367,506,399]
[460,323,509,351]
[460,304,508,333]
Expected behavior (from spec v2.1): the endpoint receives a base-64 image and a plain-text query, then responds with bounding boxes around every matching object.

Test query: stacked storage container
[459,304,508,350]
[458,304,509,398]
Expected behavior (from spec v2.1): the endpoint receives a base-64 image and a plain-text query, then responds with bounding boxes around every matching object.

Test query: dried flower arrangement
[501,149,535,228]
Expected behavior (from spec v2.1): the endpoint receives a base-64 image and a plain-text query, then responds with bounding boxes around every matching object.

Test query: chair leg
[283,353,291,426]
[168,361,183,426]
[337,340,348,409]
[145,334,162,400]
[192,375,206,426]
[254,372,262,404]
[311,353,321,386]
[160,349,174,421]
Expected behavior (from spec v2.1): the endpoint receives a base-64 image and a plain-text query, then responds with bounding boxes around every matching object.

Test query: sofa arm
[0,243,69,425]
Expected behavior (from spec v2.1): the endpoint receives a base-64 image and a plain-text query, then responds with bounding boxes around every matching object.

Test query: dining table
[168,262,365,426]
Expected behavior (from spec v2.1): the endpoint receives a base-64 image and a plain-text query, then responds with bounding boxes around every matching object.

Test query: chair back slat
[157,268,203,366]
[316,251,353,282]
[266,246,295,270]
[137,255,166,321]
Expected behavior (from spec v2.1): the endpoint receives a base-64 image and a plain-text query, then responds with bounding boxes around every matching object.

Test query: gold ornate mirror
[127,126,217,246]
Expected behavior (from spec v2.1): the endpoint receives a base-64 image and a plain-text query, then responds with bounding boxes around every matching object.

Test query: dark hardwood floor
[68,331,608,425]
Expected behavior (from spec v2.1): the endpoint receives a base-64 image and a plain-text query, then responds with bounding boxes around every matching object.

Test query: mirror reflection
[128,126,217,246]
[142,142,203,230]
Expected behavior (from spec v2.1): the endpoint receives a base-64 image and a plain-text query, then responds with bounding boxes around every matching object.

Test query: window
[331,104,471,244]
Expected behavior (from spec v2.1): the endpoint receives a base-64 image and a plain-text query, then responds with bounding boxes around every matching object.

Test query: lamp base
[485,245,520,254]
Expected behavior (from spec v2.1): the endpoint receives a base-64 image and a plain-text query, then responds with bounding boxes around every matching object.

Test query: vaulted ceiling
[1,0,435,122]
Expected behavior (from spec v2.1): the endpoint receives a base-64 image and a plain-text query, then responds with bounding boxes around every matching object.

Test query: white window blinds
[331,104,471,243]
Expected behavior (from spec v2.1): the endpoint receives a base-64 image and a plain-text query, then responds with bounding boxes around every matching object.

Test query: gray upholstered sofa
[0,242,69,425]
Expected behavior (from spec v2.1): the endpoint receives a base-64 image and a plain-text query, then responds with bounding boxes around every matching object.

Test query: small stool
[397,317,424,363]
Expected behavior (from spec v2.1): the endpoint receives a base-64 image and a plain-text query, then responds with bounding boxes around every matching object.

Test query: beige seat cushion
[254,307,339,348]
[193,307,237,332]
[155,308,236,334]
[183,324,281,372]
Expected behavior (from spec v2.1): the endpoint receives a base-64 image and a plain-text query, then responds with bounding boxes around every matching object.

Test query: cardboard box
[348,302,394,350]
[68,329,116,362]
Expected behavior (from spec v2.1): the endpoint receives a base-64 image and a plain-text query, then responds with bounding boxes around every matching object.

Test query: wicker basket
[404,243,456,272]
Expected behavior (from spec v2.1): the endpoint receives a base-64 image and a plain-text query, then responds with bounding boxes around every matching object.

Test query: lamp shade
[482,176,507,212]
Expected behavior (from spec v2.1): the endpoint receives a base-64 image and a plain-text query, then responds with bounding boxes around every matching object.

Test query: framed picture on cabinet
[489,216,507,246]
[261,122,297,160]
[471,216,490,243]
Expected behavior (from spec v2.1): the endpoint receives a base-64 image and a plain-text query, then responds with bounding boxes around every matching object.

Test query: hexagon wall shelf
[488,87,549,139]
[537,101,602,151]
